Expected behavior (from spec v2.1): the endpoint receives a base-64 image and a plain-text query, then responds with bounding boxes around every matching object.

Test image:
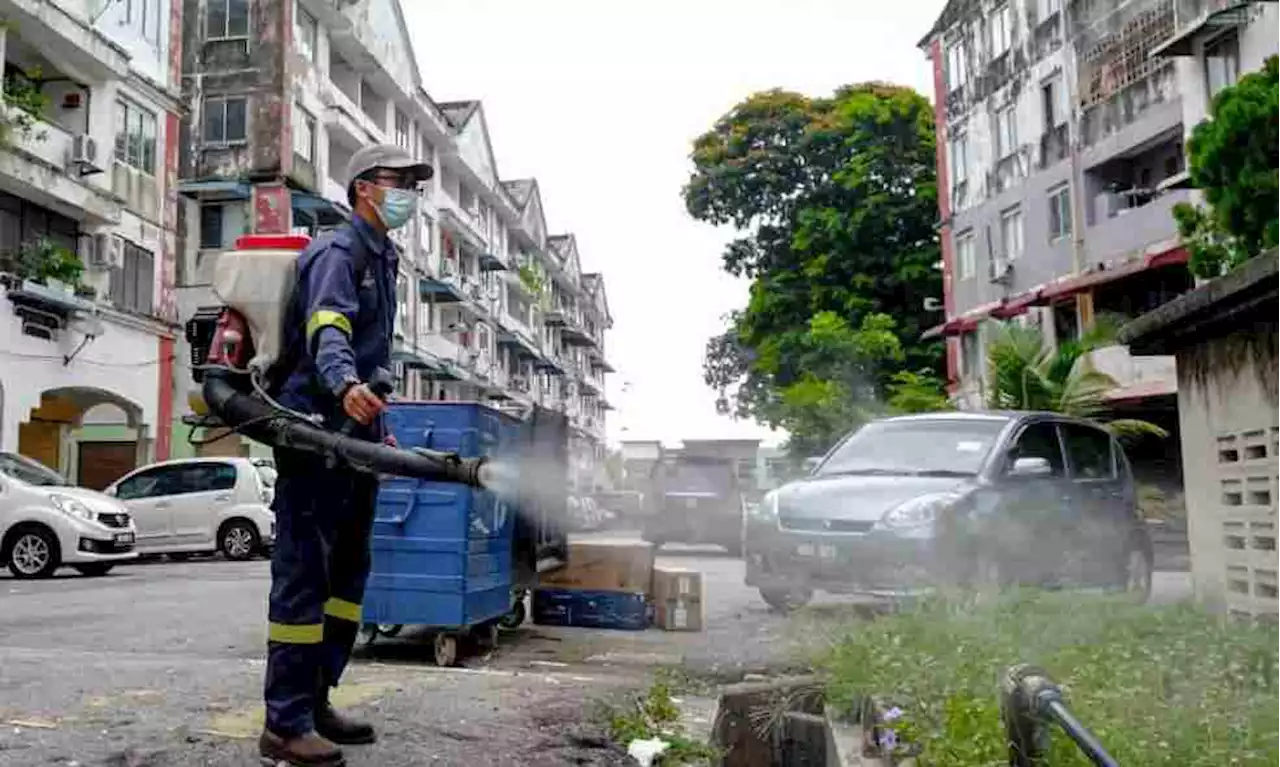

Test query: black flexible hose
[202,372,487,488]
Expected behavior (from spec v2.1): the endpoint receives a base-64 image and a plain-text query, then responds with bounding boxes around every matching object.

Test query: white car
[0,452,138,579]
[103,457,275,561]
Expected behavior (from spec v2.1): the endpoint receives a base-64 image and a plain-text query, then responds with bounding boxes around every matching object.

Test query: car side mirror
[1009,456,1053,478]
[103,486,117,497]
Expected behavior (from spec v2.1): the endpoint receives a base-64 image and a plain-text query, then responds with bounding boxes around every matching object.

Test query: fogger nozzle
[201,372,487,488]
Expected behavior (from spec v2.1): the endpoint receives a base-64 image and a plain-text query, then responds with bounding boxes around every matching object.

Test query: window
[1048,185,1071,241]
[1007,422,1066,477]
[292,103,315,162]
[1001,206,1023,261]
[199,205,224,249]
[395,109,410,150]
[110,239,155,316]
[1041,73,1064,130]
[294,2,316,61]
[946,41,968,91]
[418,133,434,163]
[1061,423,1115,480]
[989,3,1012,56]
[125,0,162,45]
[956,230,976,280]
[995,104,1017,158]
[203,96,247,143]
[396,274,408,335]
[115,466,182,499]
[1204,31,1240,100]
[185,462,239,493]
[207,0,249,38]
[114,99,158,175]
[948,133,968,187]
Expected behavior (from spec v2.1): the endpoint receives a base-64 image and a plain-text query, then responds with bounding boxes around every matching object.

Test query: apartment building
[0,0,186,489]
[173,0,613,486]
[918,0,1276,407]
[1154,1,1280,139]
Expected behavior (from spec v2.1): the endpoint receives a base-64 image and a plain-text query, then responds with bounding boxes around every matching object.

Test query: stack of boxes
[531,539,705,632]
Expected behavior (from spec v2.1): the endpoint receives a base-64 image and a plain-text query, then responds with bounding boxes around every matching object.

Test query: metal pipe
[202,372,487,488]
[1002,664,1121,767]
[1044,699,1122,767]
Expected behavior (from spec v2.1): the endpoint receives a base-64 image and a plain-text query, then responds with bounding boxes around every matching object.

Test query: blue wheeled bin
[360,401,520,666]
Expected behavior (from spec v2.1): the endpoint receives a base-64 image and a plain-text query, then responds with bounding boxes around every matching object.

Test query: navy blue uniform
[264,216,397,738]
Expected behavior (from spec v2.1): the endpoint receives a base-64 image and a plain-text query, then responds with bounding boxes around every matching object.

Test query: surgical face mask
[375,188,415,230]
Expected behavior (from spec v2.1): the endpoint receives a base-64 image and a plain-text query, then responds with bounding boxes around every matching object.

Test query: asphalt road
[0,543,1192,767]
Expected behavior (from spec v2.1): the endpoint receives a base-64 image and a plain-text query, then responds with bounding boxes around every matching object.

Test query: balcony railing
[1087,187,1193,266]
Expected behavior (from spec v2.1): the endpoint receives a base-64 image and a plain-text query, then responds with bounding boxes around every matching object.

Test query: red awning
[1040,247,1189,303]
[921,301,1003,339]
[990,290,1041,319]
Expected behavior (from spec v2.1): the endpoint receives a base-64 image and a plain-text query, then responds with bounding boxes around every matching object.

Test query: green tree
[684,84,943,455]
[1173,55,1278,278]
[984,319,1167,442]
[886,369,952,414]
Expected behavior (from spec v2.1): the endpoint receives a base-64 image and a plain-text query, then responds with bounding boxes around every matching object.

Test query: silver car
[744,412,1154,610]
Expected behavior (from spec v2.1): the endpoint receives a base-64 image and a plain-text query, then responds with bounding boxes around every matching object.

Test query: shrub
[820,591,1278,766]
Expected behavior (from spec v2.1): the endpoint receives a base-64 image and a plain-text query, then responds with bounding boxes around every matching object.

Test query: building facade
[918,0,1276,406]
[173,0,612,488]
[0,0,185,489]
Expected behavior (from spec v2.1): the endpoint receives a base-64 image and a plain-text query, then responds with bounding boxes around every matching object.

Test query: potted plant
[16,238,85,291]
[74,282,97,300]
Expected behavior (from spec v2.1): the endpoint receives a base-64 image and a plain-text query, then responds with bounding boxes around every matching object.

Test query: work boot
[315,694,377,745]
[258,730,345,767]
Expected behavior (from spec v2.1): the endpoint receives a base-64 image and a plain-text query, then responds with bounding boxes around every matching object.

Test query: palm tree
[983,317,1168,442]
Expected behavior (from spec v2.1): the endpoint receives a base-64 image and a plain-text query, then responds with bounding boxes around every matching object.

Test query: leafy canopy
[1173,55,1279,278]
[683,83,945,455]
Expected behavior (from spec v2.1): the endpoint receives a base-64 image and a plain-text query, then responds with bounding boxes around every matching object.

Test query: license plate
[114,532,134,544]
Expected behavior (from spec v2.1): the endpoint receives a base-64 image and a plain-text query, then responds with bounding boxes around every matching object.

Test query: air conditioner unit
[89,233,124,269]
[69,134,102,175]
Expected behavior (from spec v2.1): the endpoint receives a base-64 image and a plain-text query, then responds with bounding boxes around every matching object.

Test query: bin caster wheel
[475,623,500,652]
[433,633,459,667]
[378,624,403,638]
[358,623,380,647]
[499,599,526,633]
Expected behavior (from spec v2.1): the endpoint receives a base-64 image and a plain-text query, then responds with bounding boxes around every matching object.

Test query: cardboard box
[654,597,704,631]
[652,566,705,632]
[538,539,655,594]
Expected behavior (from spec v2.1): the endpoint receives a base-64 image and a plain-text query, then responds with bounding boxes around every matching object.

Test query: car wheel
[6,526,60,579]
[432,632,460,667]
[1121,543,1153,604]
[219,520,259,561]
[759,586,813,612]
[74,563,115,577]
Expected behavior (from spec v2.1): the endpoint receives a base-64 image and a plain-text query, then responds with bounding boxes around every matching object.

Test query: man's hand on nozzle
[342,383,386,425]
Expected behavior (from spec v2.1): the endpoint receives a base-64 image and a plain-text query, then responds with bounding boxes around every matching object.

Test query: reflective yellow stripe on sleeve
[306,310,353,343]
[268,622,324,644]
[324,597,362,623]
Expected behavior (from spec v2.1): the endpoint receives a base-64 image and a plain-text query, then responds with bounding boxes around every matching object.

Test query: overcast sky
[403,0,939,447]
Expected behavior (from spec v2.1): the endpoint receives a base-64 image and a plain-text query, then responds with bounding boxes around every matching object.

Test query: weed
[820,590,1278,766]
[604,678,720,766]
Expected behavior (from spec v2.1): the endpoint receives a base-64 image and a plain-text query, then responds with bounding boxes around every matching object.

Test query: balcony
[1152,0,1255,57]
[1086,187,1193,267]
[435,192,488,254]
[319,78,379,149]
[0,0,130,82]
[1038,123,1070,170]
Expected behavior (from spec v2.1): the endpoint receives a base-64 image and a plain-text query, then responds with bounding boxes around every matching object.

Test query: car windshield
[816,419,1007,477]
[0,452,70,487]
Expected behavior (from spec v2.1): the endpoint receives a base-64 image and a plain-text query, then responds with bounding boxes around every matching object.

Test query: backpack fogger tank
[183,234,485,488]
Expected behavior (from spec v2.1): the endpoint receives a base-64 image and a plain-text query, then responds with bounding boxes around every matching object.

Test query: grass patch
[820,590,1278,766]
[604,678,720,766]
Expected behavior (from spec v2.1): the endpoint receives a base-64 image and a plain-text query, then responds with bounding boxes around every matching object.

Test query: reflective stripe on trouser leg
[321,472,377,691]
[264,455,331,738]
